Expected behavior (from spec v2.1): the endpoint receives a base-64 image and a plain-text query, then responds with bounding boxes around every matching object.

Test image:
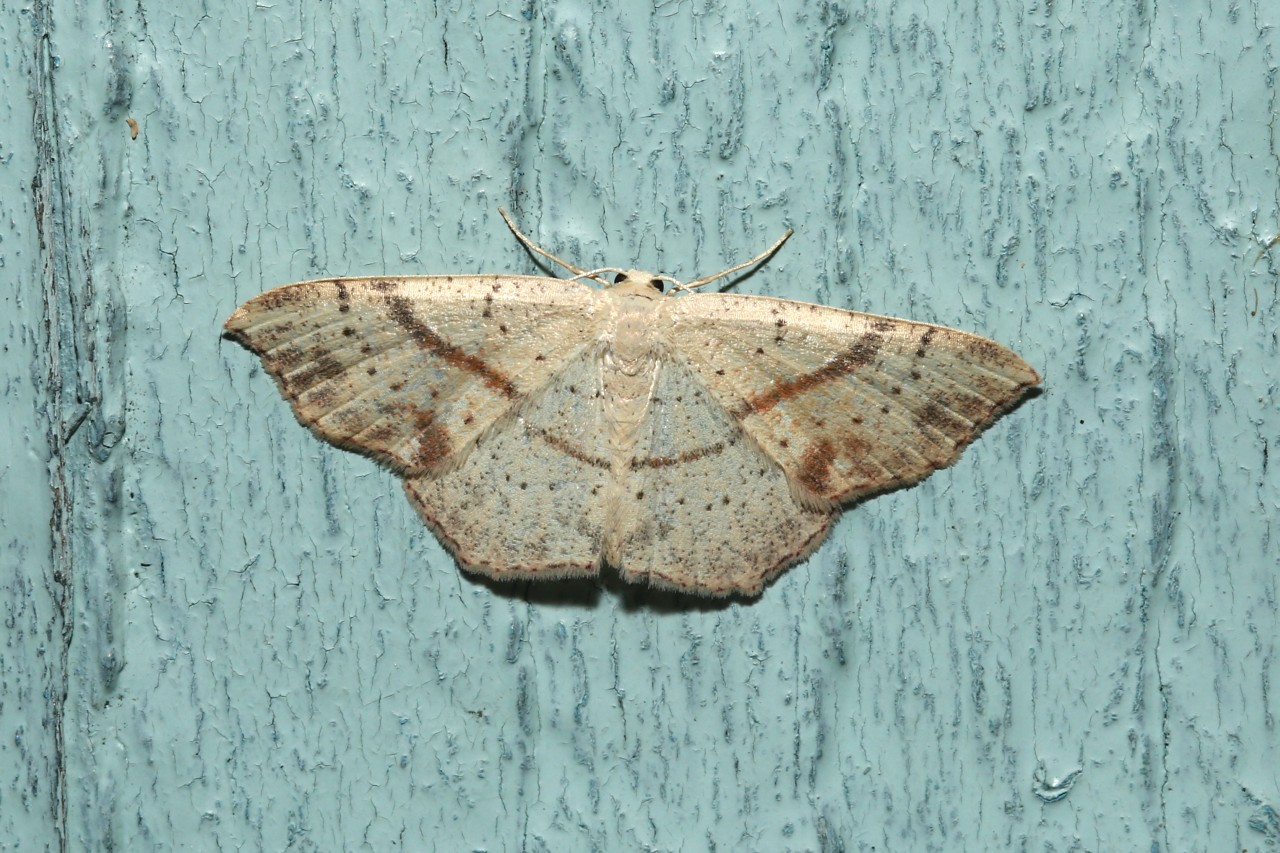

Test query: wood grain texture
[10,0,1280,849]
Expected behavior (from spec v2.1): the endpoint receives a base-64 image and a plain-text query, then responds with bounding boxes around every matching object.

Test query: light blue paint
[5,0,1279,850]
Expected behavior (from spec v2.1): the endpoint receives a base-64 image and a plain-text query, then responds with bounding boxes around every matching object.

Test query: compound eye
[648,279,665,292]
[613,272,628,285]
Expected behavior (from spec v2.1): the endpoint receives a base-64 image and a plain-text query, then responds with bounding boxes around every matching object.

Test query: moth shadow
[465,563,746,613]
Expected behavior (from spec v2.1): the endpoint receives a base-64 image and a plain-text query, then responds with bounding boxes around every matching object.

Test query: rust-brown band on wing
[665,292,1040,504]
[381,293,520,398]
[224,275,602,474]
[732,332,884,417]
[611,356,833,597]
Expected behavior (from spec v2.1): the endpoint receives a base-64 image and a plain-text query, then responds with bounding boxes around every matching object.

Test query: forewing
[664,293,1040,503]
[223,275,602,473]
[610,357,833,597]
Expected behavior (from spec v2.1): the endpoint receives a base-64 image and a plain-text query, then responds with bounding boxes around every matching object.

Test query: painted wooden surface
[6,0,1279,849]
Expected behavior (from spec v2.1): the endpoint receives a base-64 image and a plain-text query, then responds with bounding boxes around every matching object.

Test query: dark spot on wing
[916,328,936,358]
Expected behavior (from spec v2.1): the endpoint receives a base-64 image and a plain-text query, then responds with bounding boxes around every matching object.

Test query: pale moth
[224,211,1040,597]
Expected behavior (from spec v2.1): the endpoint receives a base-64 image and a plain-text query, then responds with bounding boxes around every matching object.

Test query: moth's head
[610,269,676,299]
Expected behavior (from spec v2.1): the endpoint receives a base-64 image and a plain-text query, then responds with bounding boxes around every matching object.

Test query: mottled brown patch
[797,439,836,495]
[965,336,1007,363]
[915,401,970,439]
[383,295,518,397]
[362,422,399,444]
[839,432,870,458]
[370,280,397,293]
[287,355,346,391]
[736,333,884,417]
[259,287,308,312]
[946,389,995,421]
[306,386,335,409]
[268,346,309,371]
[407,407,452,468]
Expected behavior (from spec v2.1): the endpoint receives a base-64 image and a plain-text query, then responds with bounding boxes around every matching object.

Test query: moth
[224,210,1040,597]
